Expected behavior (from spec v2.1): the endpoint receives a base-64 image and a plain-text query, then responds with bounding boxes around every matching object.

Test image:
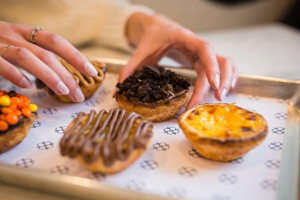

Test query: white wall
[131,0,295,32]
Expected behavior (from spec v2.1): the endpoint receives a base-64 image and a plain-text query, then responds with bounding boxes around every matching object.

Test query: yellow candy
[29,104,38,112]
[0,95,11,107]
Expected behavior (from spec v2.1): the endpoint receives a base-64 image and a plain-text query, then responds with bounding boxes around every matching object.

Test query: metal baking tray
[0,58,299,200]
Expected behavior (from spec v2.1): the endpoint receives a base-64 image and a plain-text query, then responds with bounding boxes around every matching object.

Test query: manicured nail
[214,73,220,89]
[232,78,237,88]
[75,88,85,102]
[20,77,32,88]
[220,88,227,101]
[57,81,69,95]
[85,61,98,76]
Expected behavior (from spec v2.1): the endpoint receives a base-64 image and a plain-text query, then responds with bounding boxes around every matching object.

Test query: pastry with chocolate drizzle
[116,66,190,122]
[60,108,153,173]
[36,57,106,103]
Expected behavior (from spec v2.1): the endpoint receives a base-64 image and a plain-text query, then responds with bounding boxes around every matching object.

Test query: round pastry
[116,65,190,122]
[60,108,153,174]
[36,57,106,103]
[179,103,268,161]
[0,90,38,153]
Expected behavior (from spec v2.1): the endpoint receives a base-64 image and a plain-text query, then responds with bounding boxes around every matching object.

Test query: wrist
[125,12,154,47]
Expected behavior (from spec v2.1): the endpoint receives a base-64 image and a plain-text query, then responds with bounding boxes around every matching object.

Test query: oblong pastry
[60,108,153,173]
[0,90,38,153]
[179,103,268,161]
[36,57,106,103]
[116,65,190,122]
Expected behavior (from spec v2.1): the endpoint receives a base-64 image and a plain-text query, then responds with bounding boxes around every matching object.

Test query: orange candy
[0,120,8,131]
[14,110,22,117]
[0,115,5,121]
[2,107,13,114]
[10,97,20,105]
[6,113,18,125]
[22,108,32,118]
[0,91,37,131]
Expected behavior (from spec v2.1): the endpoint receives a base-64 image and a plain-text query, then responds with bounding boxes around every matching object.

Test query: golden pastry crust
[0,114,38,153]
[60,109,153,174]
[39,57,106,103]
[116,90,190,122]
[179,103,268,161]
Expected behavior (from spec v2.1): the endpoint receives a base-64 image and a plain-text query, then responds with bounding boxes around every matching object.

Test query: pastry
[0,90,38,153]
[115,65,190,122]
[60,108,153,173]
[36,57,106,103]
[179,103,268,161]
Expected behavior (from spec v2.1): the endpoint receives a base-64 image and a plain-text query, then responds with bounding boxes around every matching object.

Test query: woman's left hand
[119,13,238,109]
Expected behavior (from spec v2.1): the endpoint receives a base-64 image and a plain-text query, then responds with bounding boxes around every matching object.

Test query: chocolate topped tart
[60,108,153,173]
[116,66,190,122]
[36,57,106,103]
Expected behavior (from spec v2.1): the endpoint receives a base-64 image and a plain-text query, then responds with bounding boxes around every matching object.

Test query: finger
[21,27,97,77]
[0,57,32,89]
[118,40,167,83]
[186,64,210,109]
[177,32,220,89]
[214,56,234,101]
[23,43,84,102]
[231,60,238,89]
[2,46,70,96]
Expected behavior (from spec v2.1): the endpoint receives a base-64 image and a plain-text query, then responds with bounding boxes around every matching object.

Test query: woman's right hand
[0,21,98,102]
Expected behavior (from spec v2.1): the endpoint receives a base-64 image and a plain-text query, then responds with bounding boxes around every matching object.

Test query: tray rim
[0,57,299,200]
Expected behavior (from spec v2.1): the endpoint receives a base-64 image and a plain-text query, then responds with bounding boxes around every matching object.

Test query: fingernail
[57,81,69,95]
[214,73,220,89]
[85,61,98,76]
[20,77,32,88]
[75,88,85,102]
[232,78,237,88]
[220,88,227,101]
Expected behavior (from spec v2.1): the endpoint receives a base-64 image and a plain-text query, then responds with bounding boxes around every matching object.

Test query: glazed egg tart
[179,103,268,161]
[36,57,106,103]
[60,108,153,173]
[116,65,190,122]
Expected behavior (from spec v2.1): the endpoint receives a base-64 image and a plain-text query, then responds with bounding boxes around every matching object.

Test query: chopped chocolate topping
[8,90,16,97]
[116,66,190,103]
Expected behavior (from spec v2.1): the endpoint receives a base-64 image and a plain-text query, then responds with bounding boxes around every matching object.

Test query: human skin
[123,12,238,109]
[0,13,237,107]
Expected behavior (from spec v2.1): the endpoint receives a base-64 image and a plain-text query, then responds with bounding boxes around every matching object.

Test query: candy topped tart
[0,90,38,153]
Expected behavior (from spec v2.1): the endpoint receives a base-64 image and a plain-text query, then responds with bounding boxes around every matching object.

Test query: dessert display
[115,65,190,122]
[36,57,106,103]
[60,108,153,173]
[0,90,38,153]
[179,103,268,161]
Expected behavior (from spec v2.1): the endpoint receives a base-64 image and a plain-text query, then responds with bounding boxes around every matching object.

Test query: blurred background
[131,0,298,31]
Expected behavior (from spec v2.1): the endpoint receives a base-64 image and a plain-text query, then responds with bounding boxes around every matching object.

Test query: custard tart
[60,108,153,173]
[179,103,268,161]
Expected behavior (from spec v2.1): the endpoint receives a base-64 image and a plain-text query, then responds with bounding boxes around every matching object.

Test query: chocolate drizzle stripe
[60,109,153,167]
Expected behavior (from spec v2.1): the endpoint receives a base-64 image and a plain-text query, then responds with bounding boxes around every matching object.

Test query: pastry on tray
[36,57,106,103]
[0,90,38,153]
[115,65,190,122]
[60,108,153,173]
[179,103,268,161]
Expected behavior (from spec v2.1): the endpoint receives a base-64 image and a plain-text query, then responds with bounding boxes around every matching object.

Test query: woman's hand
[120,13,238,109]
[0,21,98,102]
